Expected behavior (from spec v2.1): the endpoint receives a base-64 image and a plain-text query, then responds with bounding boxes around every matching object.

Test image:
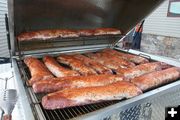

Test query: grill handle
[5,14,12,67]
[5,14,11,50]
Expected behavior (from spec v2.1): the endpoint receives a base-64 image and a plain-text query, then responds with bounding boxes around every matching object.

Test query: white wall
[143,0,180,38]
[0,0,9,57]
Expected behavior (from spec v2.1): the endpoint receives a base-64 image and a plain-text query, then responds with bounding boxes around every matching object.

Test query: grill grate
[18,35,122,51]
[18,60,121,120]
[41,101,119,120]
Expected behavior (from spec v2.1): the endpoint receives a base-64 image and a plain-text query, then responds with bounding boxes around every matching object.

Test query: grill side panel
[99,85,180,120]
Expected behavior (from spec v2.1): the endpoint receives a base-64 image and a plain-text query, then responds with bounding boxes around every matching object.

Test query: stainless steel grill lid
[8,0,165,55]
[12,0,164,34]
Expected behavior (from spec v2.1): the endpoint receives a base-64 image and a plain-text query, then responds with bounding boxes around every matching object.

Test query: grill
[7,0,180,120]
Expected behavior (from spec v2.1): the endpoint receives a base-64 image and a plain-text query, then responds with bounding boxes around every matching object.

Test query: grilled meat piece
[33,74,123,93]
[57,54,97,76]
[24,56,54,86]
[131,67,180,91]
[42,81,142,109]
[43,56,80,77]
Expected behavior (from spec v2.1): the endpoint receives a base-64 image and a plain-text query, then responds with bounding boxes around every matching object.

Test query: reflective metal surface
[12,59,35,120]
[115,48,180,67]
[13,0,164,34]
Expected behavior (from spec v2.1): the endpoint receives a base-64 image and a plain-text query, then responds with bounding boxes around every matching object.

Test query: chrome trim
[21,44,109,58]
[12,59,35,120]
[114,47,180,67]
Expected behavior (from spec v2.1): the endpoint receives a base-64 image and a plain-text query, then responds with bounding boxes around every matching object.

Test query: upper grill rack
[18,59,122,120]
[17,35,123,52]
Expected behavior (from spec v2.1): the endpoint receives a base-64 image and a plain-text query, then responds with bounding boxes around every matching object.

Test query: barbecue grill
[7,0,180,120]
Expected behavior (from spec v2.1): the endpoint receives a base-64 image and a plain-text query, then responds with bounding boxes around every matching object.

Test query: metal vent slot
[119,104,141,120]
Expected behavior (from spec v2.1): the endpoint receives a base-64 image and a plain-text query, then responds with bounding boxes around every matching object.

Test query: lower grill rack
[19,61,122,120]
[18,52,180,120]
[40,101,119,120]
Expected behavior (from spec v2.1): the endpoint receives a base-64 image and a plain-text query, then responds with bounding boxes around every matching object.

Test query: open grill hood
[8,0,165,55]
[13,0,164,34]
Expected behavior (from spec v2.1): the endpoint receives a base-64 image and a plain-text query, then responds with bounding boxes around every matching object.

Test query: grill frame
[8,0,180,119]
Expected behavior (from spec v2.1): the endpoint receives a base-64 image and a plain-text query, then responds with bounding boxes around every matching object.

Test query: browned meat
[24,56,54,86]
[32,74,124,93]
[43,56,80,77]
[131,67,180,91]
[77,29,94,36]
[57,54,97,76]
[17,29,79,41]
[17,28,122,41]
[42,81,142,109]
[72,54,112,74]
[86,53,125,70]
[102,49,149,64]
[116,62,170,80]
[94,28,121,36]
[96,52,135,68]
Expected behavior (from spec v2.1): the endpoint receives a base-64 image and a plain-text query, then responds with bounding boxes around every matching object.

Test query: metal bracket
[112,28,135,49]
[139,53,151,60]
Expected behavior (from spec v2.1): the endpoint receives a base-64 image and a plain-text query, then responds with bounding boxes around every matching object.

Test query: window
[167,0,180,17]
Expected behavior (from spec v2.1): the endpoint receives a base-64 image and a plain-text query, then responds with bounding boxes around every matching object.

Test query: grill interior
[18,58,122,120]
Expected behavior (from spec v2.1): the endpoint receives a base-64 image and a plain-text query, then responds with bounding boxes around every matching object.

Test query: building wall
[0,0,9,57]
[141,0,180,60]
[141,33,180,60]
[143,0,180,38]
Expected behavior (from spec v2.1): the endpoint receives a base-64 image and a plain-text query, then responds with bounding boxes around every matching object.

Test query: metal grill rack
[17,35,123,51]
[17,50,180,120]
[41,101,120,120]
[18,59,123,120]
